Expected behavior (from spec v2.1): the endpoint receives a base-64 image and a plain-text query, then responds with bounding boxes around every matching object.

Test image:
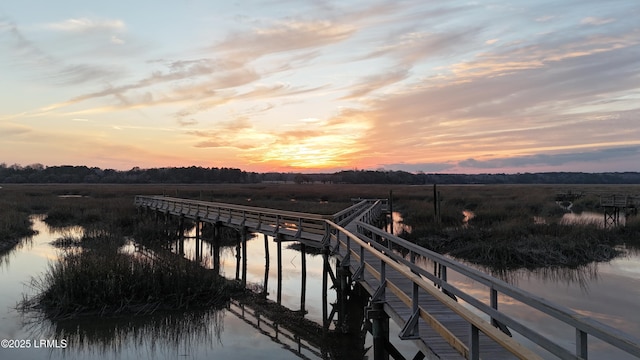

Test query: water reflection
[487,263,600,291]
[387,211,412,234]
[4,218,348,360]
[7,213,640,359]
[462,210,475,227]
[25,309,225,359]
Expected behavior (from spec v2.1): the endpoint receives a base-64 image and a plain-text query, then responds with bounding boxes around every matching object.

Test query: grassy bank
[5,183,640,277]
[5,184,249,319]
[20,236,244,319]
[0,188,38,252]
[394,185,640,270]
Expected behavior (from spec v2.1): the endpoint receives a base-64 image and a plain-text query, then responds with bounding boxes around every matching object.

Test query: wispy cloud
[580,17,615,26]
[45,18,126,32]
[0,17,125,85]
[0,123,32,136]
[214,19,356,61]
[459,146,640,169]
[340,68,411,99]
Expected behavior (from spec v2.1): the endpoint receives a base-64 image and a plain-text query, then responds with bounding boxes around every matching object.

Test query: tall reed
[21,242,243,319]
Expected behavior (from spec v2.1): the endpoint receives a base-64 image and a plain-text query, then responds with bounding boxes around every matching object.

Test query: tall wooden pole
[300,243,307,313]
[263,234,270,297]
[434,184,441,224]
[277,235,283,305]
[388,190,394,235]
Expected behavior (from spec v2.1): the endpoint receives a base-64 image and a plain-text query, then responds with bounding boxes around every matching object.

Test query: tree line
[1,163,640,184]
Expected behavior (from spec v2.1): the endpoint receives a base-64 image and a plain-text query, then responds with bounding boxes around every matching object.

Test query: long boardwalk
[135,195,640,360]
[334,219,515,360]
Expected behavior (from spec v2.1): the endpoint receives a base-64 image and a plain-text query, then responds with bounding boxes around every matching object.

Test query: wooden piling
[369,301,390,360]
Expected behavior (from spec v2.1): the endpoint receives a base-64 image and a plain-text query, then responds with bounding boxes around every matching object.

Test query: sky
[1,1,639,174]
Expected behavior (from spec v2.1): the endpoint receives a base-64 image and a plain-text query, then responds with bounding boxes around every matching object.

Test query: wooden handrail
[135,195,331,220]
[354,219,640,359]
[325,220,542,360]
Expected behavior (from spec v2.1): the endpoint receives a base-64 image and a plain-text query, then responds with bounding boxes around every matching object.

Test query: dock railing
[134,195,331,241]
[350,207,640,360]
[326,219,541,360]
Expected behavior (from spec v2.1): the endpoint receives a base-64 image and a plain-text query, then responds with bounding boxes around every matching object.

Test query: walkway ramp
[135,195,640,360]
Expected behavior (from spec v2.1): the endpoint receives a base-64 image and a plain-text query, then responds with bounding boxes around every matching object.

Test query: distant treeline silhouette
[1,163,640,184]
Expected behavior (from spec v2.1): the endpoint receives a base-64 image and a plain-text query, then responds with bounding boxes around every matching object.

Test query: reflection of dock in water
[228,298,323,360]
[228,291,369,360]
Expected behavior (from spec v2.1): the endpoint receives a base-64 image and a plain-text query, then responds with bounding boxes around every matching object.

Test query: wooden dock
[600,194,640,227]
[135,195,640,360]
[336,219,517,359]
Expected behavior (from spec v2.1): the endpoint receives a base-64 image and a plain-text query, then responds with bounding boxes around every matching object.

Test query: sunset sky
[1,1,639,173]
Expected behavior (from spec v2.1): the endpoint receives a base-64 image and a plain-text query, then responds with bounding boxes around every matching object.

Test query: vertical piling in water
[212,225,220,275]
[322,245,330,332]
[369,301,390,360]
[178,215,185,255]
[263,234,270,297]
[195,217,201,263]
[235,231,241,281]
[241,227,248,287]
[300,243,307,313]
[336,259,351,332]
[277,235,283,305]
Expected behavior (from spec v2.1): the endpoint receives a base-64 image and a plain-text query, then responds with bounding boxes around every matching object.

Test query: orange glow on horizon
[253,135,361,169]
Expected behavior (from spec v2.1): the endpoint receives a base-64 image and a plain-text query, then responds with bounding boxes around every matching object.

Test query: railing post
[344,232,351,260]
[576,329,588,359]
[490,286,498,324]
[470,324,480,360]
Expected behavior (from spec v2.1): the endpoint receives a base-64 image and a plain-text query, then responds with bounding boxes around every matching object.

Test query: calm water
[0,217,417,360]
[2,217,639,359]
[451,251,640,359]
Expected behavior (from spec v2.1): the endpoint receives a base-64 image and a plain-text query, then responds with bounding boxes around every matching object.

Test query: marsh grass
[0,188,37,252]
[397,184,640,269]
[20,239,243,320]
[6,183,640,280]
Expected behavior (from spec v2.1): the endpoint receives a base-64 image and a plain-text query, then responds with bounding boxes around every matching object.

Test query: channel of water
[2,216,639,359]
[1,217,419,360]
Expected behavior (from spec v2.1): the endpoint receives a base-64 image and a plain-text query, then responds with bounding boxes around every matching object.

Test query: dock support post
[604,206,620,228]
[263,234,270,297]
[277,235,283,305]
[241,227,247,287]
[212,225,220,275]
[178,215,185,255]
[322,245,330,331]
[369,301,389,360]
[337,258,351,332]
[300,243,307,313]
[195,217,201,263]
[235,231,241,281]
